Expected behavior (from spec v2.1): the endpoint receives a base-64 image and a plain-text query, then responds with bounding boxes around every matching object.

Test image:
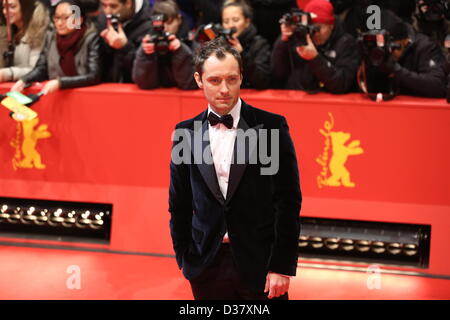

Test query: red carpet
[1,244,449,300]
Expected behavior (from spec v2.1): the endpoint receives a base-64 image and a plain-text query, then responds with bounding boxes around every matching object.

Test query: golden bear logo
[10,117,51,170]
[316,113,364,188]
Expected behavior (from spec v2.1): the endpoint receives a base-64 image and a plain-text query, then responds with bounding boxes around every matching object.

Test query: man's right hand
[141,35,155,55]
[281,23,295,42]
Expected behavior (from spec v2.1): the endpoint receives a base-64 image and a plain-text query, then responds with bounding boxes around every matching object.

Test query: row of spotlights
[0,205,108,230]
[299,236,418,256]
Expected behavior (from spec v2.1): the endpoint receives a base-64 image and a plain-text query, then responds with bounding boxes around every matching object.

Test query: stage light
[299,235,308,247]
[62,210,76,228]
[0,204,9,220]
[355,240,371,252]
[7,207,21,224]
[387,242,402,255]
[372,241,386,254]
[310,236,323,249]
[404,244,418,256]
[0,197,113,242]
[325,237,339,250]
[35,209,48,225]
[298,217,431,268]
[339,239,354,251]
[21,207,37,224]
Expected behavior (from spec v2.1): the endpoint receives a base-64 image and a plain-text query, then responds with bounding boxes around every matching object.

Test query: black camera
[357,30,399,101]
[195,23,237,44]
[148,14,171,55]
[279,8,320,47]
[106,14,120,32]
[358,29,400,67]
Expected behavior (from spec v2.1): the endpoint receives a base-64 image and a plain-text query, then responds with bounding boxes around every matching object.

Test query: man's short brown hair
[194,37,243,78]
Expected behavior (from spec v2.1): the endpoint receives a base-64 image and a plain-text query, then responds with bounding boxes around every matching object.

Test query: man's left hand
[101,24,128,49]
[296,34,318,60]
[264,272,290,299]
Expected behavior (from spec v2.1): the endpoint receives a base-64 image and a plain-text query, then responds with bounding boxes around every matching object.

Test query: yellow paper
[1,96,38,121]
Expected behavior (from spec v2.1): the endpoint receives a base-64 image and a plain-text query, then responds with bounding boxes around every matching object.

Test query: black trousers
[189,244,288,300]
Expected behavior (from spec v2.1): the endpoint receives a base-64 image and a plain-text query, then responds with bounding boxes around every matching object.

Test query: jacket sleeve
[9,46,43,81]
[58,34,101,89]
[307,34,360,94]
[270,37,292,86]
[20,46,49,84]
[169,125,194,269]
[242,36,271,90]
[171,42,197,90]
[393,42,447,98]
[268,116,301,276]
[132,45,160,89]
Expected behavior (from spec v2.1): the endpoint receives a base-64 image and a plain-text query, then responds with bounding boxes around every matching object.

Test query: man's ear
[194,72,203,88]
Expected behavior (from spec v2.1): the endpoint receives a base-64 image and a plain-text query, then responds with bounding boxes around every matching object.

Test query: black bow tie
[208,112,234,129]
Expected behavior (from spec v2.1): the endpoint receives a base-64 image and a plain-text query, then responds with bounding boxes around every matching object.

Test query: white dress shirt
[207,100,290,280]
[207,99,241,200]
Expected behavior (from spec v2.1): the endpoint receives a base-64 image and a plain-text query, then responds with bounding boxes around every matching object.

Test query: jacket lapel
[191,114,225,206]
[225,102,263,205]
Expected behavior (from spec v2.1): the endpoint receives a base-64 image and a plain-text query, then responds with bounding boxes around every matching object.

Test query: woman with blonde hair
[0,0,49,81]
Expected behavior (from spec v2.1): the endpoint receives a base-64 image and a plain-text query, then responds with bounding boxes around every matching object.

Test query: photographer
[271,0,359,93]
[98,0,152,83]
[412,0,450,57]
[132,0,196,90]
[221,0,271,89]
[372,21,447,98]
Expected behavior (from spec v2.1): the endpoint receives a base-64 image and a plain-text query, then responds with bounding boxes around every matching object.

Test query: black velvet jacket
[169,100,302,293]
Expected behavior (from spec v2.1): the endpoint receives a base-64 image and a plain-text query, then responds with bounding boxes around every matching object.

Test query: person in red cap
[271,0,359,93]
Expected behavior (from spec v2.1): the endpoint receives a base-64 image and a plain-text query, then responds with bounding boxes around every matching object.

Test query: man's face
[311,23,334,46]
[194,53,242,116]
[391,38,410,61]
[100,0,132,21]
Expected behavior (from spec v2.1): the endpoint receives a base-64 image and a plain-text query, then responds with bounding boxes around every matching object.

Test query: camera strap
[357,61,397,102]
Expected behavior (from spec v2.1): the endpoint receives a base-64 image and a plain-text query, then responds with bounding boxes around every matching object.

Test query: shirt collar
[208,98,241,129]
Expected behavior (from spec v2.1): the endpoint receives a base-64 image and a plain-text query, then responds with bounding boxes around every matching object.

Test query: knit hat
[304,0,336,25]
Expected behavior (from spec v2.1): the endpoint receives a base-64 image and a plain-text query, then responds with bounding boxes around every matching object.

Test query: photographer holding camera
[132,0,197,90]
[368,21,447,98]
[271,0,359,93]
[97,0,151,83]
[219,0,271,89]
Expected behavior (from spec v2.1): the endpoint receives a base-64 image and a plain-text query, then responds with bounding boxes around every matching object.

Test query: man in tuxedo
[168,37,301,300]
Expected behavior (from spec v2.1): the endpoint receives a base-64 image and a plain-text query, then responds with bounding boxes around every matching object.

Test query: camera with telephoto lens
[357,30,399,101]
[279,8,320,47]
[106,14,120,32]
[148,14,171,55]
[358,29,400,67]
[194,23,237,44]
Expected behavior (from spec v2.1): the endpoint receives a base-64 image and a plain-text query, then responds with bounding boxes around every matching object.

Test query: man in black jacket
[169,38,301,300]
[98,0,152,82]
[375,21,447,98]
[271,0,359,93]
[132,0,197,90]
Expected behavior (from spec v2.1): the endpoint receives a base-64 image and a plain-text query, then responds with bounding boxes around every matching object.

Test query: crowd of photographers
[0,0,450,100]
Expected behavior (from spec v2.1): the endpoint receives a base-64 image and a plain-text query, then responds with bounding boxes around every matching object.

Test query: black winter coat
[132,41,197,90]
[392,32,447,98]
[238,24,271,90]
[271,22,360,93]
[97,1,152,83]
